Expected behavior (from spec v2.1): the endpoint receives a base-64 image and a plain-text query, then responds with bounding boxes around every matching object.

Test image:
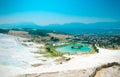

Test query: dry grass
[48,33,70,40]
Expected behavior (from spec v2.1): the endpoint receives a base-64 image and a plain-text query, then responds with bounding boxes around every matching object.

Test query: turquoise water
[56,43,91,53]
[53,43,69,46]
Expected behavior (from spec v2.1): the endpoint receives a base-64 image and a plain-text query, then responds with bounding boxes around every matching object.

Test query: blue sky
[0,0,120,25]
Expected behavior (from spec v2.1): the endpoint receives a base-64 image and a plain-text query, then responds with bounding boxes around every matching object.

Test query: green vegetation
[71,45,83,49]
[46,41,93,56]
[93,45,99,53]
[19,28,67,36]
[50,37,59,42]
[0,28,66,37]
[28,30,49,36]
[0,29,9,33]
[45,44,63,57]
[73,34,120,50]
[27,39,34,42]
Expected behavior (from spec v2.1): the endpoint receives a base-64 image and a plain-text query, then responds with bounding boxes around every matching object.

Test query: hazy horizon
[0,0,120,25]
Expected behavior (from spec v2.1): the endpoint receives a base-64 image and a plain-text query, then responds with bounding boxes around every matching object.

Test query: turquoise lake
[56,43,91,53]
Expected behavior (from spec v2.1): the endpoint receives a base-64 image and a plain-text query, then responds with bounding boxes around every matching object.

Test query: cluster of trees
[110,36,120,45]
[0,28,64,37]
[50,37,59,42]
[0,28,50,36]
[0,29,9,33]
[98,35,120,49]
[27,30,49,36]
[46,46,59,56]
[45,43,63,57]
[93,45,99,53]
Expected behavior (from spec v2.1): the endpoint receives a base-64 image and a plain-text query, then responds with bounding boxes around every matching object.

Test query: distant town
[72,34,120,49]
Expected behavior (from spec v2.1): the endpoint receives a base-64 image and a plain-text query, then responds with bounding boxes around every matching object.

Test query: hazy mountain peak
[0,21,120,34]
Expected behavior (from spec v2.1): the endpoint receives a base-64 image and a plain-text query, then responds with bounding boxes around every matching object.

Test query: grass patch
[45,43,63,57]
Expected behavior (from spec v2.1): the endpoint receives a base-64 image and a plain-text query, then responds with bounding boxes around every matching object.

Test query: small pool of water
[53,42,69,46]
[56,43,91,53]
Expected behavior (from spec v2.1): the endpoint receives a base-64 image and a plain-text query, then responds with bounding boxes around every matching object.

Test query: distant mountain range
[0,22,120,34]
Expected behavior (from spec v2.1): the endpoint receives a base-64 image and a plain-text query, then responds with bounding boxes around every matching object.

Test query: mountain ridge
[0,22,120,34]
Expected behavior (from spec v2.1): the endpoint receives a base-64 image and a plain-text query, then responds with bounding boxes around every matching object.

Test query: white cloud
[0,12,118,25]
